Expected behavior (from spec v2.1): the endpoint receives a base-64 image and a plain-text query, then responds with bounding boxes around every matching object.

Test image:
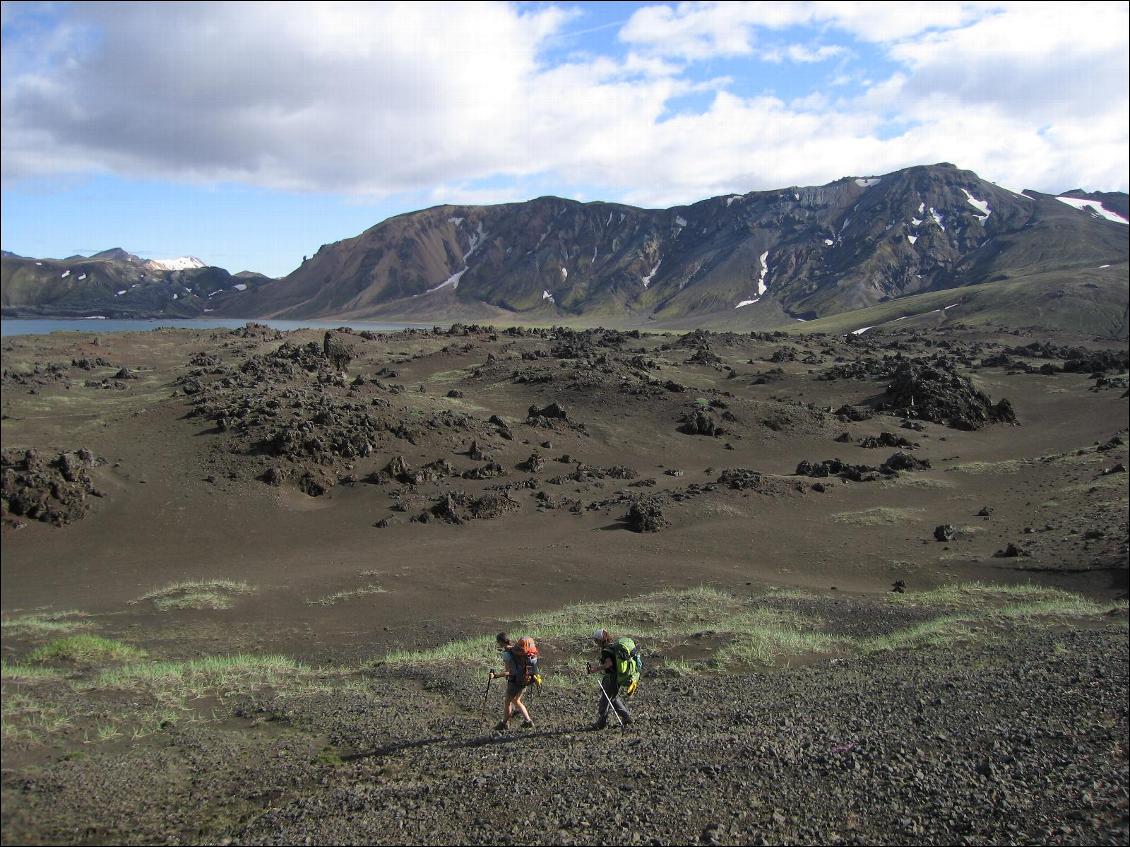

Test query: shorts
[506,679,526,697]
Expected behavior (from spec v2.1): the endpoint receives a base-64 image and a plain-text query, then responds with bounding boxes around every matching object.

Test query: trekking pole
[481,672,494,718]
[598,678,626,730]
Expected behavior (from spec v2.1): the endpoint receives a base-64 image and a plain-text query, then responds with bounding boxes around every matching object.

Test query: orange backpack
[510,637,541,687]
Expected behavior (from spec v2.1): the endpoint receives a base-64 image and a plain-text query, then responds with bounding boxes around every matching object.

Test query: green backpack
[613,637,642,695]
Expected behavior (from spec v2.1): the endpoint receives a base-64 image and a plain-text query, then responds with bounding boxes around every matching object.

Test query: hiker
[586,628,637,730]
[489,632,538,730]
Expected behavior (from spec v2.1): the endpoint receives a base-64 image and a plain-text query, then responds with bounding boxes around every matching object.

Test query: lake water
[0,318,434,337]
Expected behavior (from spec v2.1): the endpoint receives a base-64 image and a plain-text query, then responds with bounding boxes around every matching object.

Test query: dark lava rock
[322,332,353,372]
[859,432,916,449]
[626,497,669,532]
[446,389,464,398]
[261,466,287,487]
[796,458,881,482]
[994,543,1030,558]
[430,491,520,524]
[880,360,1018,430]
[517,452,545,473]
[1,448,101,526]
[680,410,724,437]
[718,468,766,490]
[934,524,956,542]
[297,471,328,497]
[880,452,931,473]
[462,462,506,480]
[834,404,872,422]
[532,401,568,420]
[834,431,853,443]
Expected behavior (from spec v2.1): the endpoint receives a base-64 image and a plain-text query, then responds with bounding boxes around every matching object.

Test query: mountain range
[3,164,1127,334]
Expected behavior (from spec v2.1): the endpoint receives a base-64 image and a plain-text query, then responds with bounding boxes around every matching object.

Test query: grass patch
[94,654,302,693]
[514,585,737,641]
[878,476,955,489]
[1065,473,1130,495]
[948,459,1029,474]
[831,507,925,526]
[860,616,973,652]
[1,610,92,637]
[134,579,254,611]
[659,659,702,676]
[1,692,74,742]
[536,672,588,691]
[1000,598,1117,619]
[717,608,843,666]
[306,584,387,606]
[28,635,145,665]
[889,581,1085,610]
[382,634,498,667]
[379,582,1124,675]
[1,660,65,681]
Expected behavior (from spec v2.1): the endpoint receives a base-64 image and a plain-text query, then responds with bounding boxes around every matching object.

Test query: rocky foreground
[3,616,1126,846]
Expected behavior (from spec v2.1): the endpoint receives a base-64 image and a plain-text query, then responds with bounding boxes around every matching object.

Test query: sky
[2,1,1127,278]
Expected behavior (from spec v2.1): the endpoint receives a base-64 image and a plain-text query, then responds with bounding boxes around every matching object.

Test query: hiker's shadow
[452,727,580,749]
[340,727,581,762]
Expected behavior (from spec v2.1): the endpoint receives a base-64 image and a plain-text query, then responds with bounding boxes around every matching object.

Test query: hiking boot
[520,720,534,729]
[588,720,607,731]
[494,721,509,731]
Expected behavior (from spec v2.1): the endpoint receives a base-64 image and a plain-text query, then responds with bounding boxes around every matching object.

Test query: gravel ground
[5,622,1125,846]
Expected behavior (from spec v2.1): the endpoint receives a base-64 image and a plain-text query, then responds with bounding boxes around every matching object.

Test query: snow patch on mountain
[147,257,206,271]
[426,268,467,293]
[961,189,991,224]
[1054,196,1129,224]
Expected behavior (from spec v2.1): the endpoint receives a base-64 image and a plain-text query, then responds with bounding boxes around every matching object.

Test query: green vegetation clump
[306,584,386,606]
[1,660,65,681]
[379,583,1125,672]
[134,579,254,611]
[27,635,145,665]
[95,654,302,694]
[831,507,926,525]
[1,610,91,637]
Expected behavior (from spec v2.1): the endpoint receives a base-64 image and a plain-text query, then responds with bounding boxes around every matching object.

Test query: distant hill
[236,163,1127,333]
[3,164,1126,334]
[0,249,273,319]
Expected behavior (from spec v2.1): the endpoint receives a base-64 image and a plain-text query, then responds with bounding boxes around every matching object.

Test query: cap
[592,628,608,642]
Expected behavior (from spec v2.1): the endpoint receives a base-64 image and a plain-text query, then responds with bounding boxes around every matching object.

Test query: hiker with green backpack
[586,628,641,730]
[489,632,541,731]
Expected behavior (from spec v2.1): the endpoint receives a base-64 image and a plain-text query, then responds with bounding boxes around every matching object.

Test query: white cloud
[1,0,1127,206]
[617,1,988,58]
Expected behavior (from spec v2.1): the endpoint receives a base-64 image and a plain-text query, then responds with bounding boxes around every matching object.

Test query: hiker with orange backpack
[489,632,540,731]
